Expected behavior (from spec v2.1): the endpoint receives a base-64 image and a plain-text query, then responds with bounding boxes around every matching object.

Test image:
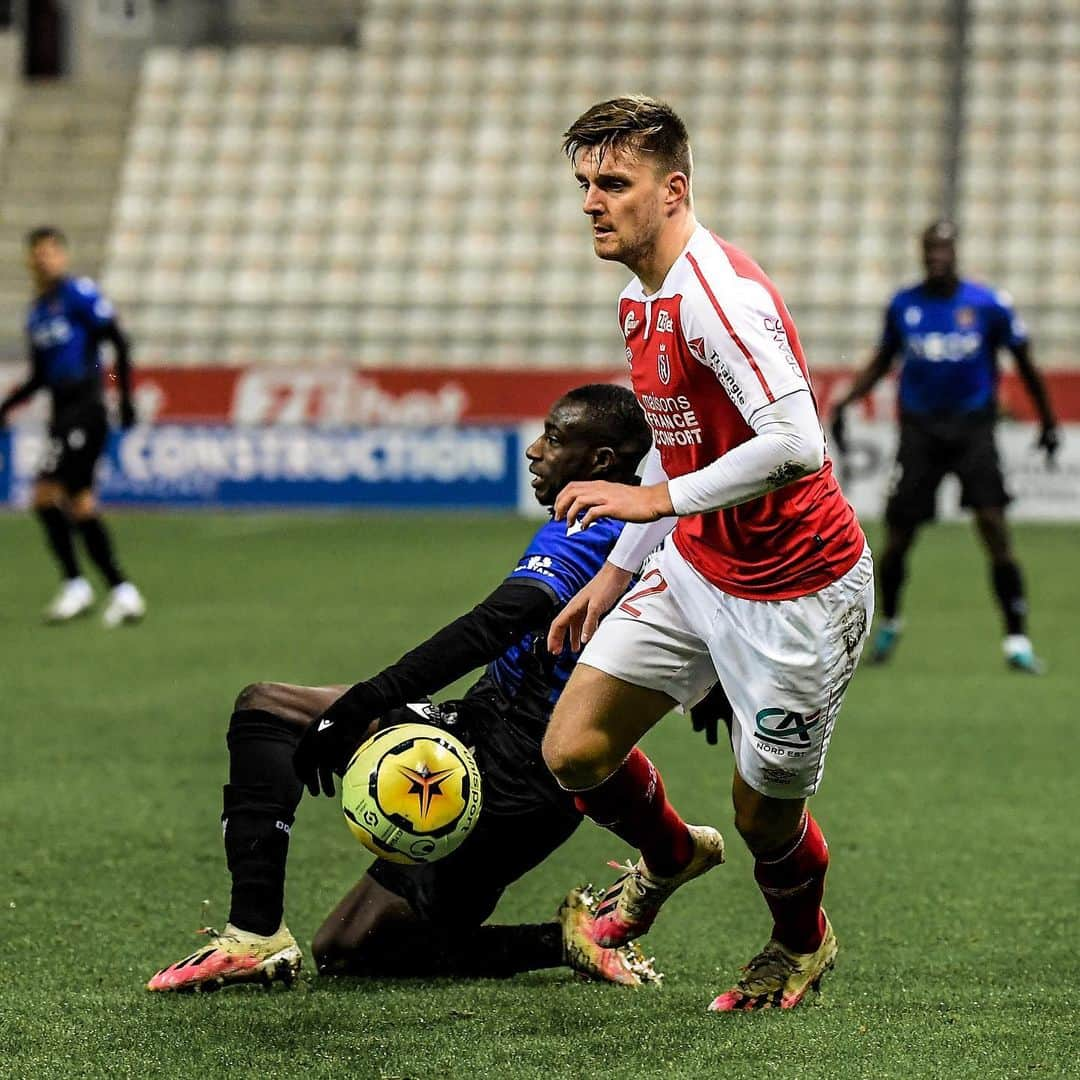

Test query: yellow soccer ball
[341,722,482,865]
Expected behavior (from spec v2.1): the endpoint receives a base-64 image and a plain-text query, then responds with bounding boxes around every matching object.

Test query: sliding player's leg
[312,795,658,986]
[147,682,347,992]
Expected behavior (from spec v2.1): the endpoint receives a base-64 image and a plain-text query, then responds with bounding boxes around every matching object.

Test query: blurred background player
[543,97,872,1013]
[148,385,673,993]
[0,227,146,627]
[831,220,1059,673]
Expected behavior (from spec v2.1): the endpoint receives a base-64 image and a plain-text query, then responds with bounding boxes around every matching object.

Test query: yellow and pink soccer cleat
[591,824,725,948]
[708,913,838,1012]
[558,885,661,988]
[147,923,301,993]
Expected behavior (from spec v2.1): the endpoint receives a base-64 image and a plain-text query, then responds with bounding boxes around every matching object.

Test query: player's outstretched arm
[101,322,137,428]
[1010,342,1060,464]
[293,581,557,796]
[0,349,45,426]
[830,345,895,454]
[547,561,633,654]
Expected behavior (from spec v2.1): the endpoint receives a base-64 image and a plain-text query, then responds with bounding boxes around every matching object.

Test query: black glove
[829,406,848,456]
[293,682,385,797]
[689,683,733,747]
[1037,424,1060,467]
[119,399,137,429]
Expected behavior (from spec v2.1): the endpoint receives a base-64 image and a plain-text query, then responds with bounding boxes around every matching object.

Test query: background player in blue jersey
[831,221,1059,672]
[149,385,671,992]
[0,227,146,627]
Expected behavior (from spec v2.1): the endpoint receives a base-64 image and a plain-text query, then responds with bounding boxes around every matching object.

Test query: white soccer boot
[1003,634,1045,675]
[102,582,147,627]
[44,577,94,623]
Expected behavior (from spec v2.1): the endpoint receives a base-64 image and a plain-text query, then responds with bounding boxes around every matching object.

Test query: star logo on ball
[396,763,458,821]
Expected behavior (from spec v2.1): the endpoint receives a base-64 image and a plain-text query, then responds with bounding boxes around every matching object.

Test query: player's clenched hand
[553,480,673,530]
[1037,424,1061,467]
[293,682,382,797]
[547,562,633,654]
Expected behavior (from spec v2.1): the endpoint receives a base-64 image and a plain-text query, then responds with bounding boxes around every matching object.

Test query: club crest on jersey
[687,337,707,363]
[622,310,640,338]
[657,351,672,385]
[955,306,975,328]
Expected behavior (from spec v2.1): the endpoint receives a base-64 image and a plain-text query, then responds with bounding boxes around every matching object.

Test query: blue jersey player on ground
[831,221,1059,672]
[148,385,672,993]
[0,227,146,626]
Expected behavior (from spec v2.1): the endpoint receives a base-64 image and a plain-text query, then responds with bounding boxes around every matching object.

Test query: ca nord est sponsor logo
[754,706,823,754]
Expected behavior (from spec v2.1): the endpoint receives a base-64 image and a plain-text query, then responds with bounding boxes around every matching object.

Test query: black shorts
[38,406,109,495]
[885,411,1010,527]
[367,699,581,927]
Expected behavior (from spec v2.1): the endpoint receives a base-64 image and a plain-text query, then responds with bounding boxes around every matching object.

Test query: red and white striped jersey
[618,225,865,600]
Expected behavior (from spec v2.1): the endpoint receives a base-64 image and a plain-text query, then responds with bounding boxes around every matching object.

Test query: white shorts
[578,539,874,799]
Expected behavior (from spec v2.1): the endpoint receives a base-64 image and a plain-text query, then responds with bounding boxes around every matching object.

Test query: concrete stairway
[0,78,136,361]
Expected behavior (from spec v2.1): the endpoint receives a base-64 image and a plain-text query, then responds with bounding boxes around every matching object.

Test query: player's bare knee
[69,493,97,521]
[734,813,777,855]
[734,799,805,856]
[233,682,274,713]
[32,483,64,510]
[542,732,612,791]
[312,916,384,974]
[311,924,347,971]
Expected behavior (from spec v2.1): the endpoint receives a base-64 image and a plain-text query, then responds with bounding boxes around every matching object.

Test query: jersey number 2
[619,569,668,617]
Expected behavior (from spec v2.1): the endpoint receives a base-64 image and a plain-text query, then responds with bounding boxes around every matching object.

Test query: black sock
[992,560,1027,636]
[36,506,79,580]
[76,517,124,588]
[879,547,907,621]
[222,709,304,936]
[335,922,564,978]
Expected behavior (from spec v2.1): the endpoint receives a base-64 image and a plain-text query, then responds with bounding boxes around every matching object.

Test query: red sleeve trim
[686,251,775,403]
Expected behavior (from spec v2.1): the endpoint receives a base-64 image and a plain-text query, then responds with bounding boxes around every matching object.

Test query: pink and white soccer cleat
[147,924,301,993]
[558,885,662,987]
[708,913,838,1012]
[591,824,725,948]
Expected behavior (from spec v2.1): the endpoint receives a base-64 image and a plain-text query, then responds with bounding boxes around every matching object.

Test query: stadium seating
[100,2,1072,369]
[0,64,12,152]
[0,74,134,362]
[959,1,1079,364]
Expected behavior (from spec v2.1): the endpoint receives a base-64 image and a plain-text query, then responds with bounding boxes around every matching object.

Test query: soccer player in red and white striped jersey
[543,97,874,1011]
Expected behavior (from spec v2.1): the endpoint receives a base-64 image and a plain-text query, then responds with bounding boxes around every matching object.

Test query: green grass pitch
[1,513,1076,1079]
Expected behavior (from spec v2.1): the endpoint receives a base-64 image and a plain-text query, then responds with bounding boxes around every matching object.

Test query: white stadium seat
[102,6,1076,368]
